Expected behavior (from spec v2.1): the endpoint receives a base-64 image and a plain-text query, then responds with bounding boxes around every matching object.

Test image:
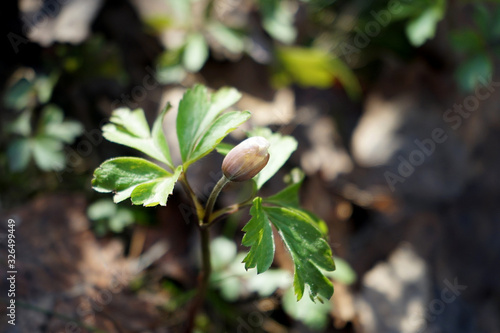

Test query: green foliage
[92,157,181,206]
[92,85,251,206]
[92,84,336,303]
[241,198,276,273]
[177,85,250,168]
[243,196,335,302]
[103,105,174,168]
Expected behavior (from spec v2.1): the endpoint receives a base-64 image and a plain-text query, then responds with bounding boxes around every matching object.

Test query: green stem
[201,176,229,226]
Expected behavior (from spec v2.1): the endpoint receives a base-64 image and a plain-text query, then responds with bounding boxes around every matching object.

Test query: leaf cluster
[91,84,336,301]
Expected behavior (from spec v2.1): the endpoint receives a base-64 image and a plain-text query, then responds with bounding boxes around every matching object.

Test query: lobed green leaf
[103,107,174,169]
[264,205,335,301]
[131,166,182,206]
[91,157,178,206]
[241,198,275,274]
[242,197,335,302]
[176,85,247,168]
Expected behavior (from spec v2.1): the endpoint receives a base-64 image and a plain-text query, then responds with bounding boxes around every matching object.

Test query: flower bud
[222,136,270,182]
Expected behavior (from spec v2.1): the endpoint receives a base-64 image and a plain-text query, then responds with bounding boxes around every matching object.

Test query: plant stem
[179,172,204,219]
[202,176,229,226]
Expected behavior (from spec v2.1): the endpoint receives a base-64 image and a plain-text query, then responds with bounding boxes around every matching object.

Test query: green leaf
[190,111,251,163]
[176,85,248,168]
[249,128,298,189]
[242,197,335,302]
[103,107,174,168]
[131,166,182,206]
[241,197,275,273]
[264,205,335,301]
[183,32,209,72]
[264,168,304,208]
[38,105,83,143]
[7,138,31,172]
[31,136,65,171]
[92,157,174,205]
[152,103,174,167]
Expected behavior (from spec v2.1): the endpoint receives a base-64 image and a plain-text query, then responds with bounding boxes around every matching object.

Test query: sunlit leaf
[91,157,174,205]
[131,166,182,206]
[176,85,248,168]
[103,107,174,168]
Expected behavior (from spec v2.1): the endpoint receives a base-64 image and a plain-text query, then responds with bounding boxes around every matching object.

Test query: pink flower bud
[222,136,270,182]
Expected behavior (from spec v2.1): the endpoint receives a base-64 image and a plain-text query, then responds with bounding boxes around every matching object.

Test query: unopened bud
[222,136,270,182]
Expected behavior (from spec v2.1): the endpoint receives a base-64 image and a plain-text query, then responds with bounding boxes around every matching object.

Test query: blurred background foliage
[1,0,499,332]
